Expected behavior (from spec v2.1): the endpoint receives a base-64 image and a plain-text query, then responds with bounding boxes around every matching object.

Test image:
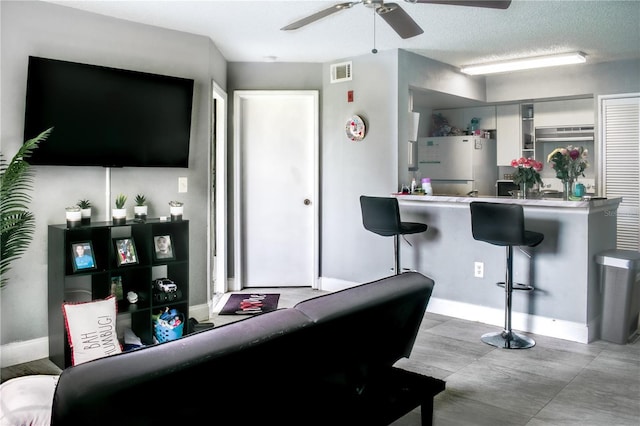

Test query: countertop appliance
[496,180,520,197]
[417,136,497,196]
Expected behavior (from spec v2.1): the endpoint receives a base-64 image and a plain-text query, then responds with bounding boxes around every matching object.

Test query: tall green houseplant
[0,128,52,288]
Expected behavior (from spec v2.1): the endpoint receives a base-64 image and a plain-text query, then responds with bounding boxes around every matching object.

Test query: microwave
[496,180,519,197]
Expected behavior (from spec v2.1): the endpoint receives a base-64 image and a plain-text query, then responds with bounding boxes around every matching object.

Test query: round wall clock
[346,115,366,141]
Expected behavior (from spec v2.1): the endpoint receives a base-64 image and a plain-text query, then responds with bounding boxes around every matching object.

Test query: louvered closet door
[601,95,640,250]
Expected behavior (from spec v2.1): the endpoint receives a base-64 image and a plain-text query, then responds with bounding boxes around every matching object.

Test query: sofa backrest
[50,272,435,426]
[293,272,434,390]
[51,308,313,425]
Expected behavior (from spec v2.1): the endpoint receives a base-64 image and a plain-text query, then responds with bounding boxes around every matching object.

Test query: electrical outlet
[178,177,188,193]
[474,262,484,278]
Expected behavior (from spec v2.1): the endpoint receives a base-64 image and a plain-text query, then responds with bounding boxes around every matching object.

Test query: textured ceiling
[41,0,640,107]
[43,0,640,65]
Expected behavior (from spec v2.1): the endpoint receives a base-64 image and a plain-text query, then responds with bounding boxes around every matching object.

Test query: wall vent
[330,61,352,83]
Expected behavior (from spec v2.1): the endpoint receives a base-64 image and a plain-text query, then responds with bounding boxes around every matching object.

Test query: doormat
[218,293,280,315]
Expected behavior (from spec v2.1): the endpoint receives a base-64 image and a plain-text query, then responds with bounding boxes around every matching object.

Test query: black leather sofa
[50,272,444,425]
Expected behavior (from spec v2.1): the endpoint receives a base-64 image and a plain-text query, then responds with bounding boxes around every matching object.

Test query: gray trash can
[595,249,640,344]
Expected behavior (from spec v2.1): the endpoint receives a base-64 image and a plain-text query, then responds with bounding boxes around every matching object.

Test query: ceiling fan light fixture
[363,0,384,8]
[377,4,399,14]
[460,52,587,75]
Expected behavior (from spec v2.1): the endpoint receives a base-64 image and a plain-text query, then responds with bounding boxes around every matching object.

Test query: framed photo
[114,238,139,266]
[71,241,97,273]
[153,234,175,261]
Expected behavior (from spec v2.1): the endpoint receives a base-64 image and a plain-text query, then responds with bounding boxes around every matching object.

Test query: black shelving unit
[48,219,189,369]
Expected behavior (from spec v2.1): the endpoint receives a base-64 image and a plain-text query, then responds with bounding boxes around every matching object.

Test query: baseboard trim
[1,337,49,368]
[317,278,593,344]
[427,297,591,344]
[1,303,211,368]
[318,276,357,292]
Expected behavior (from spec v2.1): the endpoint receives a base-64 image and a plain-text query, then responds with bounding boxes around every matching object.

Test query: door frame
[233,90,319,290]
[208,81,228,315]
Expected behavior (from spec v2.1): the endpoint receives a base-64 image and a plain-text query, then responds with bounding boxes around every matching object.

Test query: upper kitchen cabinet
[496,104,520,166]
[464,106,496,130]
[534,98,595,127]
[433,106,496,133]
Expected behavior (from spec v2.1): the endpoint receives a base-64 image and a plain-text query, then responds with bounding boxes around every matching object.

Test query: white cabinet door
[464,106,497,130]
[496,104,521,166]
[534,98,595,127]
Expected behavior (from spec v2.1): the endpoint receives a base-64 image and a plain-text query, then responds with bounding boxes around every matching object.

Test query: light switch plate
[178,177,188,193]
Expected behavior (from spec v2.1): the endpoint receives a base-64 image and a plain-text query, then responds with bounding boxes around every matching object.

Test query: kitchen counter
[395,193,616,209]
[393,194,622,343]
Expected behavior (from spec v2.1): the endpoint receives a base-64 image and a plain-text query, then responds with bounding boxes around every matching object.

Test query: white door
[234,91,318,288]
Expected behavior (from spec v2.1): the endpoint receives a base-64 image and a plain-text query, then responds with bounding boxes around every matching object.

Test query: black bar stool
[360,196,428,275]
[469,201,543,349]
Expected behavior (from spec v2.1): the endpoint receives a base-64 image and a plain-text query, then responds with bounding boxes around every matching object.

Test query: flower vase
[521,182,528,199]
[563,179,574,201]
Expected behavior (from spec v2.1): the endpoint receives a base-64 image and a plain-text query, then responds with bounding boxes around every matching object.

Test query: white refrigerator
[417,136,497,196]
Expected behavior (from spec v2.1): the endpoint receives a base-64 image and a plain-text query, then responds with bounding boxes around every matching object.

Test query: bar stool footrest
[496,282,534,291]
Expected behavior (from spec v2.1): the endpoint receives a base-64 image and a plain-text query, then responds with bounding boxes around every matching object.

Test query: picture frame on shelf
[153,234,175,261]
[114,238,138,266]
[70,241,96,273]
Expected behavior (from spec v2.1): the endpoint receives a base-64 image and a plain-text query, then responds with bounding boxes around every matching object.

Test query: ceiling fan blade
[407,0,512,9]
[377,3,424,39]
[281,2,357,31]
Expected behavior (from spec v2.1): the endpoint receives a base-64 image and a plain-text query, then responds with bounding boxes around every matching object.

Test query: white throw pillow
[0,375,59,426]
[62,295,122,365]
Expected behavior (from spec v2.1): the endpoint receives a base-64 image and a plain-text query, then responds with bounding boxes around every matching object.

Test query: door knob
[304,199,311,205]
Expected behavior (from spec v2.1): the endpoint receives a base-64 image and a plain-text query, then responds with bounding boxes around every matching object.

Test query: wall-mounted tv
[23,56,194,168]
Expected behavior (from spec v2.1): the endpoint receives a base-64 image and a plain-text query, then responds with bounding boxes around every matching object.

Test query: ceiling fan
[281,0,512,39]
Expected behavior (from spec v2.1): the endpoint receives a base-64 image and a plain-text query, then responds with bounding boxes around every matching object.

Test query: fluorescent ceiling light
[460,52,587,75]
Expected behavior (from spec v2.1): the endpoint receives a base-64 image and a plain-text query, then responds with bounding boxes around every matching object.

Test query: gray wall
[0,1,226,346]
[320,50,401,283]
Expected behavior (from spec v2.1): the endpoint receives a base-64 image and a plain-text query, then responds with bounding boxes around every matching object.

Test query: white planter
[65,208,81,228]
[134,205,148,221]
[112,208,127,225]
[170,205,183,221]
[80,208,91,224]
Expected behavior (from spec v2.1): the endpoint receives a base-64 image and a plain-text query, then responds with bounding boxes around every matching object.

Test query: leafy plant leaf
[0,128,52,288]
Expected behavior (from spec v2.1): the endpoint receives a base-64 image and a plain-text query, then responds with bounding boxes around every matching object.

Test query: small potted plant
[134,194,148,222]
[65,206,82,228]
[168,200,184,221]
[112,194,127,225]
[77,199,92,224]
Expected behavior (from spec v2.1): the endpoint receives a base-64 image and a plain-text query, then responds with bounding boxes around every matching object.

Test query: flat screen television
[23,56,194,168]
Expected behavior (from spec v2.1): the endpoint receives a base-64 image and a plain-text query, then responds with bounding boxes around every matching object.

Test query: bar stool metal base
[481,330,535,349]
